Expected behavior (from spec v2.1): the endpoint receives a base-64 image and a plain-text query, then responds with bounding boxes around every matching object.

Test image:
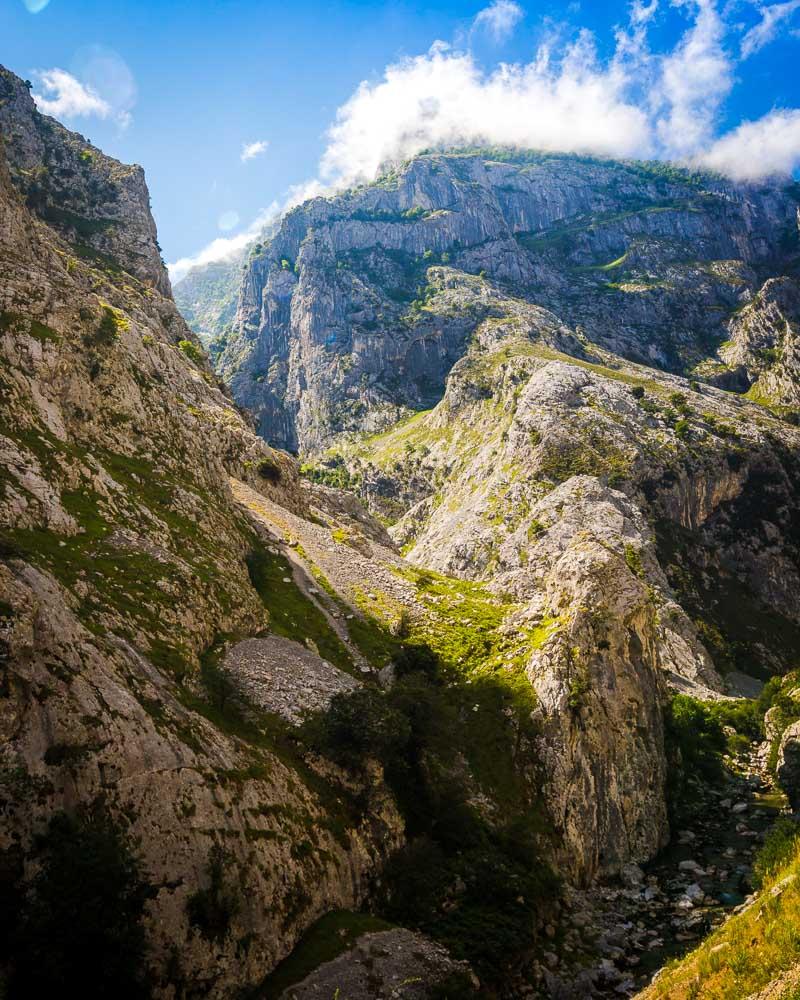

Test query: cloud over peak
[32,69,113,122]
[170,0,800,278]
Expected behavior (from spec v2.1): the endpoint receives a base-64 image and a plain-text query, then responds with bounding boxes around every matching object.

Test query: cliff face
[0,64,405,997]
[216,150,799,453]
[299,275,800,880]
[0,70,170,296]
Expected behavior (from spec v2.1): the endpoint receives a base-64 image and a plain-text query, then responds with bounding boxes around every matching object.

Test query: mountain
[172,253,245,345]
[0,66,409,997]
[5,56,800,999]
[213,149,800,454]
[190,145,800,989]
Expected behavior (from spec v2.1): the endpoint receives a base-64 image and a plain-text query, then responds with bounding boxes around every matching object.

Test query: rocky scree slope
[0,66,416,998]
[211,149,800,453]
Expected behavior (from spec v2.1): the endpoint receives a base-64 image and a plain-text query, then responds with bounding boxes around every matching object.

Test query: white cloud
[318,38,652,189]
[741,0,800,58]
[168,205,279,285]
[241,139,269,162]
[32,69,113,121]
[472,0,524,43]
[699,107,800,177]
[653,0,733,158]
[170,0,800,278]
[31,52,136,129]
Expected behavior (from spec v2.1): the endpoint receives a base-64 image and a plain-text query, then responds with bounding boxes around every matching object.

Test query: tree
[8,808,153,999]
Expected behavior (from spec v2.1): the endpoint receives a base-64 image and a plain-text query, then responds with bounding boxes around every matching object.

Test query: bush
[664,694,727,819]
[394,642,440,680]
[177,339,205,366]
[256,456,282,483]
[86,305,126,348]
[299,652,556,991]
[186,843,239,943]
[7,808,153,999]
[300,688,411,770]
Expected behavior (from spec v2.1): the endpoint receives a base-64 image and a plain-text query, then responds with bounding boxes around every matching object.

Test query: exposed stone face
[214,150,799,453]
[276,928,476,999]
[321,290,800,878]
[778,721,800,811]
[0,63,403,997]
[0,67,170,296]
[719,276,800,406]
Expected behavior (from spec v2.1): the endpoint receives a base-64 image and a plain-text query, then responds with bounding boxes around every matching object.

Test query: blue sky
[4,0,800,281]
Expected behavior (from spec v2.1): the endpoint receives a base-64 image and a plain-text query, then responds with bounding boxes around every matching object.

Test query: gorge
[3,54,800,1000]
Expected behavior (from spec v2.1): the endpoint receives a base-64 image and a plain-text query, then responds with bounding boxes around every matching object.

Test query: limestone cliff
[0,64,404,997]
[215,150,799,453]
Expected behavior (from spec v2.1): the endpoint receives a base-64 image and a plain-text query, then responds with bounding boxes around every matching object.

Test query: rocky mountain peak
[0,66,169,296]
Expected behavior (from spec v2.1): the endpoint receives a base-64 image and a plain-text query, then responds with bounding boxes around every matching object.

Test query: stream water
[532,740,787,998]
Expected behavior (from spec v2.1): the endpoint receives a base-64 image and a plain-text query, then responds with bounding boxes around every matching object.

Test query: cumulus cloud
[741,0,800,57]
[32,69,113,121]
[319,38,652,188]
[32,50,136,129]
[653,0,733,157]
[472,0,524,43]
[699,107,800,177]
[170,0,800,276]
[241,139,269,162]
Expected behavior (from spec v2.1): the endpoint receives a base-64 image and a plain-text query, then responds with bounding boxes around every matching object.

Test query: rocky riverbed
[530,738,786,999]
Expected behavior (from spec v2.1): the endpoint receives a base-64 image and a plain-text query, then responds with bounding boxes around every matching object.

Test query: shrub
[7,808,153,999]
[186,844,239,943]
[394,642,440,680]
[675,418,691,439]
[300,688,411,770]
[87,306,127,348]
[664,694,727,819]
[177,339,205,366]
[624,544,644,578]
[256,456,282,483]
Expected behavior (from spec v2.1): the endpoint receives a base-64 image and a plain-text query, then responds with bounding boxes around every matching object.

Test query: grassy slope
[641,842,800,999]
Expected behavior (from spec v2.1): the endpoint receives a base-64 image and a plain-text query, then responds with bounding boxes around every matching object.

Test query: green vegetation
[86,304,129,348]
[1,808,153,999]
[245,545,357,676]
[186,843,240,943]
[664,694,727,819]
[300,453,356,491]
[645,833,800,999]
[255,455,282,484]
[624,544,644,578]
[664,692,774,820]
[301,687,411,771]
[298,625,556,989]
[177,338,206,366]
[752,818,800,890]
[0,311,60,345]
